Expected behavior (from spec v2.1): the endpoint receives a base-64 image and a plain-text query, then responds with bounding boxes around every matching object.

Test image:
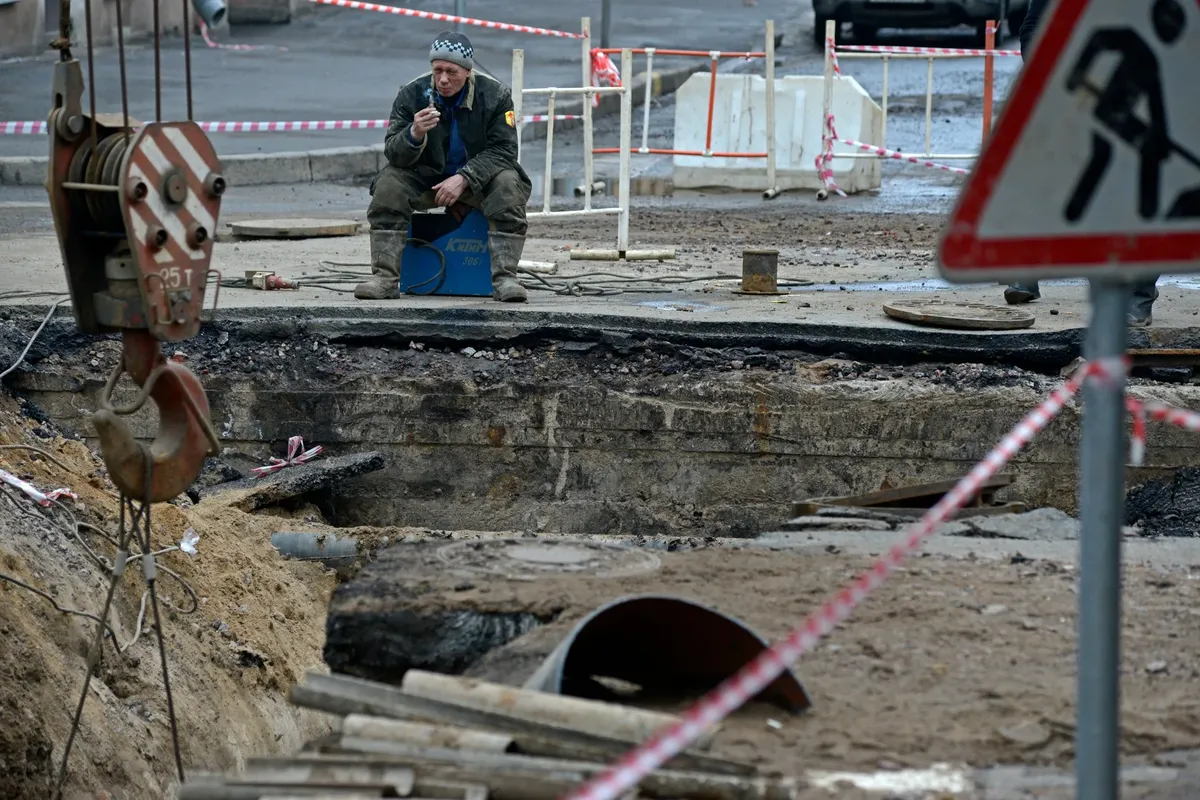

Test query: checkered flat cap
[430,31,474,70]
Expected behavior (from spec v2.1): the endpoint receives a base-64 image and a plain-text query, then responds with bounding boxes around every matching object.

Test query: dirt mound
[0,390,338,799]
[1126,467,1200,537]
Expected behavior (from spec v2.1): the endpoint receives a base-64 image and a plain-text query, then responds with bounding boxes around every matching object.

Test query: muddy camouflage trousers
[367,165,531,236]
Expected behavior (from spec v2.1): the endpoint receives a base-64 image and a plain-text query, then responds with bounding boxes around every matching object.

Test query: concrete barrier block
[227,0,297,24]
[220,151,313,187]
[0,156,48,187]
[672,73,883,193]
[309,145,382,182]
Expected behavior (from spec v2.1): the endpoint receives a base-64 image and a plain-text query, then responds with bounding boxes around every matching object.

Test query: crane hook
[93,330,219,504]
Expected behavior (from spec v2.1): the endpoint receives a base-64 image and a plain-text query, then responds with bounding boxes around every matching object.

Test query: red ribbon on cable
[590,49,622,108]
[252,436,323,478]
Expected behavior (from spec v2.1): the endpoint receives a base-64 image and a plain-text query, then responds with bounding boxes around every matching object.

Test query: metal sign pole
[1076,279,1129,800]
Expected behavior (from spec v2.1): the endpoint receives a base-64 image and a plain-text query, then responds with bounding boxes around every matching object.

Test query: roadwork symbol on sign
[938,0,1200,282]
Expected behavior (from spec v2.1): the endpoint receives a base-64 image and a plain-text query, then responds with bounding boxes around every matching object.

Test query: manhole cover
[882,298,1035,330]
[229,218,361,239]
[436,539,661,581]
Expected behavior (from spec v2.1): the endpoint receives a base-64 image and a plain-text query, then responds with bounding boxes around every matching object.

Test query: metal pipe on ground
[190,0,226,27]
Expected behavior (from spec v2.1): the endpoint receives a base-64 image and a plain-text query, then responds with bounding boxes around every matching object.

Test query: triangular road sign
[939,0,1200,282]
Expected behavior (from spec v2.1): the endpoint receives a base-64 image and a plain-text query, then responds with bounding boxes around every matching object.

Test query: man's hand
[433,174,468,208]
[410,105,440,141]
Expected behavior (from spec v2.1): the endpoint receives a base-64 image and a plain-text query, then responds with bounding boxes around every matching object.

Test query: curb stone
[0,61,708,188]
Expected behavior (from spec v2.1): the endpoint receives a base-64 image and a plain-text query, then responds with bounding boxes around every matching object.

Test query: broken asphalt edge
[0,303,1151,372]
[0,62,707,189]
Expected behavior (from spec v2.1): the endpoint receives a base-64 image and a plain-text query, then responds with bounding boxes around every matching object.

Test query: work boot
[489,230,528,303]
[1003,282,1041,304]
[1127,282,1159,328]
[354,230,404,300]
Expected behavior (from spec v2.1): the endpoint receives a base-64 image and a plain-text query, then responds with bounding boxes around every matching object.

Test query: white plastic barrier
[672,73,883,193]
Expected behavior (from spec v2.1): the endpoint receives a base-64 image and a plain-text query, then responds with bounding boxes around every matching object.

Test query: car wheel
[1006,3,1026,36]
[973,21,989,48]
[854,24,878,43]
[813,16,831,50]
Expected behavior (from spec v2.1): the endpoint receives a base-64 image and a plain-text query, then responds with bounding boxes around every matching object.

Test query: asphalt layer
[1,3,1023,158]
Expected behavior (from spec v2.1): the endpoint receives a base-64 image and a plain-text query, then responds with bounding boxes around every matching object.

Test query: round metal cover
[883,298,1036,330]
[229,218,361,239]
[435,539,661,581]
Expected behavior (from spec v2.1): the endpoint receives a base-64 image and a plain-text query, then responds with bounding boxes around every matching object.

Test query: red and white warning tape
[1,115,579,136]
[252,436,323,478]
[201,120,386,133]
[835,43,1021,57]
[816,113,847,198]
[815,37,846,197]
[590,49,623,107]
[0,468,78,507]
[1126,397,1200,466]
[836,138,972,175]
[818,36,976,186]
[1,121,44,135]
[565,357,1128,800]
[523,114,583,124]
[310,0,584,38]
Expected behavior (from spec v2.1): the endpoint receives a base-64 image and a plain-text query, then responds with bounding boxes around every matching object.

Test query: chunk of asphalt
[948,508,1081,541]
[199,450,386,512]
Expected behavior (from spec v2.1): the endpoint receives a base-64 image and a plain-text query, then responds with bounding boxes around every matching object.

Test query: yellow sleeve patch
[505,110,515,127]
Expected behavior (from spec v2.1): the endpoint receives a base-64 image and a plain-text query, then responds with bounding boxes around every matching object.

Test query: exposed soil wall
[9,322,1200,537]
[0,392,337,799]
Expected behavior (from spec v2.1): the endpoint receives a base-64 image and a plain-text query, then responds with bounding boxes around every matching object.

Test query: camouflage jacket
[382,71,531,194]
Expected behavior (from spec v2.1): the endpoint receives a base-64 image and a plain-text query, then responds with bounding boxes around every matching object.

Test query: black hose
[402,237,450,296]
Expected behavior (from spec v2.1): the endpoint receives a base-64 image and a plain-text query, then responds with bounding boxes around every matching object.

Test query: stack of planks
[178,670,800,800]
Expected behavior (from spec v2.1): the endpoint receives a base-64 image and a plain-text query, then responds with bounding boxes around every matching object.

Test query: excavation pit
[9,303,1200,796]
[7,307,1200,540]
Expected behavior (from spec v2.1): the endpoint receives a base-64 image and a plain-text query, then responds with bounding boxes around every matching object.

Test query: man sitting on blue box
[355,31,533,303]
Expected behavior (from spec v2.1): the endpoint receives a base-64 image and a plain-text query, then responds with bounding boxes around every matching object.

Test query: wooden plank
[791,500,1029,519]
[178,761,412,799]
[792,474,1015,516]
[178,780,386,800]
[411,777,489,800]
[236,762,414,793]
[1128,348,1200,368]
[289,673,751,777]
[342,714,513,753]
[250,745,798,800]
[398,671,699,748]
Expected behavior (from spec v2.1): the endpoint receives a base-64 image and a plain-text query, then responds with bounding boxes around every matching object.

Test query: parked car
[811,0,1029,47]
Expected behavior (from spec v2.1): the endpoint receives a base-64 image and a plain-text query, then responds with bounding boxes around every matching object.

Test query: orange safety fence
[590,34,776,167]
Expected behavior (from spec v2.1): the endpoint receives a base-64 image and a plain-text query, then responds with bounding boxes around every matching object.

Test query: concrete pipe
[270,531,361,577]
[191,0,227,27]
[523,593,812,714]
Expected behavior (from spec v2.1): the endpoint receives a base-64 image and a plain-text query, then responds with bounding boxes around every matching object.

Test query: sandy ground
[333,539,1200,780]
[0,393,341,798]
[6,197,1200,336]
